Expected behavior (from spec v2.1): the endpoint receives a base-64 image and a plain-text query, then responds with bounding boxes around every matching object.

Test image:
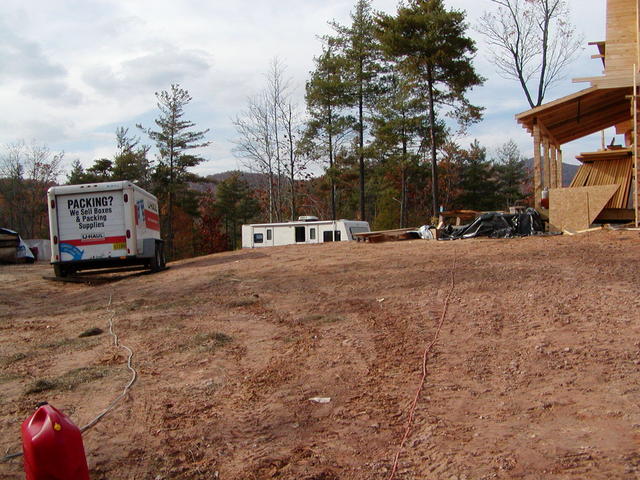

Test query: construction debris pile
[439,209,544,240]
[353,209,545,243]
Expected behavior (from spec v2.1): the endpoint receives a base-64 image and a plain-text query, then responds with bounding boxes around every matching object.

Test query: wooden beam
[533,123,542,210]
[635,66,639,227]
[537,120,561,148]
[553,114,631,145]
[550,146,558,188]
[543,139,551,190]
[551,108,632,144]
[515,87,598,120]
[546,99,631,132]
[557,149,563,187]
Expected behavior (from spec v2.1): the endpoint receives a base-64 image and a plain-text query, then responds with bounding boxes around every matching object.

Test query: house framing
[516,0,640,230]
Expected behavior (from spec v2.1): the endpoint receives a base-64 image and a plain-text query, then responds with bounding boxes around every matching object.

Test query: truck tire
[150,242,162,272]
[159,242,166,269]
[53,264,68,278]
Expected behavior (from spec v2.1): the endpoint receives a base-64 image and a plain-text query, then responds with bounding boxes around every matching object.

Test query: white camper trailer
[241,217,370,248]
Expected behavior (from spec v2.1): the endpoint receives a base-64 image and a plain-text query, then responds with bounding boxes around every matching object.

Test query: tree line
[1,0,580,257]
[236,0,532,229]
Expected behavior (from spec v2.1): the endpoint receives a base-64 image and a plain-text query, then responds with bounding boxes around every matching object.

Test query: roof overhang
[516,86,632,145]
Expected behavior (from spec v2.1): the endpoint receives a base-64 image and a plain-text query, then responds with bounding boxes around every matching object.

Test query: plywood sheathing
[549,184,619,231]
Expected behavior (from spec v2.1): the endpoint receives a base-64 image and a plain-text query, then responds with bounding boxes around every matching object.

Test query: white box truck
[47,181,165,277]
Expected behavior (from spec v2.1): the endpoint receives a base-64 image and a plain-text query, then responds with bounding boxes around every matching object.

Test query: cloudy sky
[1,0,608,178]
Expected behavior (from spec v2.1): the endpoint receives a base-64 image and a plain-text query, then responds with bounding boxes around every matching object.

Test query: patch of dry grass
[25,366,111,395]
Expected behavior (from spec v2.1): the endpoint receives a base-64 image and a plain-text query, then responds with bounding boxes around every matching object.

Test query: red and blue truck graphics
[48,181,164,276]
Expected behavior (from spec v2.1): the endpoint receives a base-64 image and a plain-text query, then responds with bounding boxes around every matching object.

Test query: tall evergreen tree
[215,174,260,250]
[330,0,382,221]
[377,0,484,216]
[138,84,210,258]
[305,43,353,220]
[458,140,499,211]
[370,72,423,227]
[493,139,529,207]
[111,127,152,189]
[66,159,89,185]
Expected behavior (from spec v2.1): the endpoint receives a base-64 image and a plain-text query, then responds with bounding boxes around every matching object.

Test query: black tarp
[439,208,544,240]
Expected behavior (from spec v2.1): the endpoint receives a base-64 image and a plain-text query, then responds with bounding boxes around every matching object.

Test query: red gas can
[21,403,90,480]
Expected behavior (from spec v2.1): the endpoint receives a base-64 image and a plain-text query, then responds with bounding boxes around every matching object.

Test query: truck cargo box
[47,181,164,277]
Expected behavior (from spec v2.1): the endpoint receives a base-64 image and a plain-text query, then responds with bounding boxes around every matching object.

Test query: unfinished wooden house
[516,0,640,230]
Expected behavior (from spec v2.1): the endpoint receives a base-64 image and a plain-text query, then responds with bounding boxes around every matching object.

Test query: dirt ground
[1,230,640,480]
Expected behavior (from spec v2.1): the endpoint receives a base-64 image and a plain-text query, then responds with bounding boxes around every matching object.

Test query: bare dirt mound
[1,230,640,479]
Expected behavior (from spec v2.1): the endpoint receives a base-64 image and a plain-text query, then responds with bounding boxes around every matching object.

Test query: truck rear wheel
[159,243,166,269]
[53,264,68,278]
[150,242,164,272]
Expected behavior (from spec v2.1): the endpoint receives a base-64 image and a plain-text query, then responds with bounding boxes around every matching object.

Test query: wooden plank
[557,149,564,187]
[575,148,632,162]
[543,138,551,190]
[550,146,558,188]
[515,87,599,120]
[533,123,542,209]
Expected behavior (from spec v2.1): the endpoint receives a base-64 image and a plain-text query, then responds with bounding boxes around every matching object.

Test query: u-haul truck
[47,181,165,277]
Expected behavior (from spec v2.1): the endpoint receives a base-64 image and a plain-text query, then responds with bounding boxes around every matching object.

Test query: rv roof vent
[298,215,319,222]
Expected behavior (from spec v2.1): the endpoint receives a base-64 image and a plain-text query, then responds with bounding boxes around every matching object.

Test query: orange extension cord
[387,252,458,480]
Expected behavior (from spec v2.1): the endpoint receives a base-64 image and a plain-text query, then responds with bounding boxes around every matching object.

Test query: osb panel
[549,185,618,231]
[587,184,620,223]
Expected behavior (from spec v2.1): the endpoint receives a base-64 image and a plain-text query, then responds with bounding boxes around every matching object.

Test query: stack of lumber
[438,210,480,227]
[570,150,633,209]
[353,228,421,243]
[0,230,19,263]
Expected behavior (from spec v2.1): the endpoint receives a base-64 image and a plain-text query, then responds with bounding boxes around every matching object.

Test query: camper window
[295,226,306,243]
[310,228,316,240]
[266,229,272,240]
[254,233,264,243]
[334,230,341,241]
[323,231,333,242]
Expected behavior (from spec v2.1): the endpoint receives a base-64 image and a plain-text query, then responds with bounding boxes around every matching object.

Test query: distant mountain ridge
[524,158,579,187]
[188,171,266,195]
[191,162,580,197]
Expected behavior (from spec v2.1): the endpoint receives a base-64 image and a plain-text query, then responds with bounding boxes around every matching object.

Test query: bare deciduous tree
[0,141,64,237]
[233,58,306,222]
[233,90,277,221]
[478,0,583,108]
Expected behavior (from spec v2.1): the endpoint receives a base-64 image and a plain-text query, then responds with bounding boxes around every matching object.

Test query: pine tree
[493,140,529,208]
[86,158,113,180]
[305,43,354,220]
[138,84,210,258]
[111,127,152,189]
[66,159,89,185]
[330,0,382,221]
[369,72,423,227]
[458,140,499,211]
[215,174,260,250]
[377,0,484,216]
